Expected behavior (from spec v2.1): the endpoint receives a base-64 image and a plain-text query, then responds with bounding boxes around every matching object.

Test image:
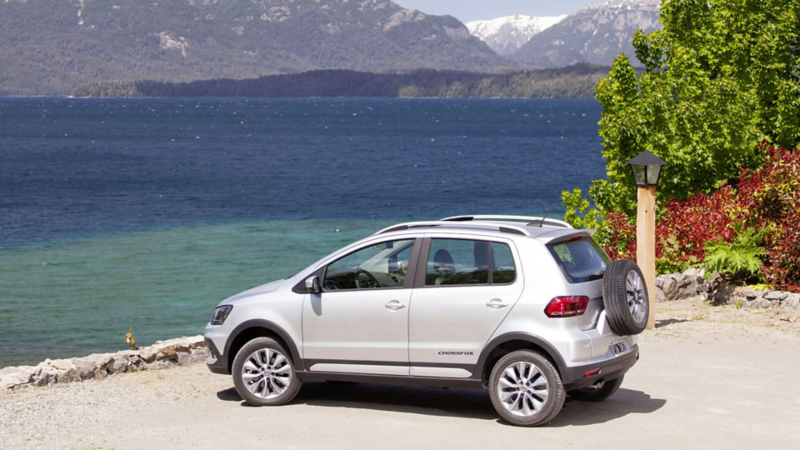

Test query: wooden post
[636,186,657,330]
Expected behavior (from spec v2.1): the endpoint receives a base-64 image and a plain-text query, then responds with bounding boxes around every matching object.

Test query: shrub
[597,147,800,292]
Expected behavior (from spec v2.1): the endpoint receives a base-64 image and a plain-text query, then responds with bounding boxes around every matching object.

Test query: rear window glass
[548,237,610,283]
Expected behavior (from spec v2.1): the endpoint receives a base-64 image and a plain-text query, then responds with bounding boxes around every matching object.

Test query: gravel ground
[2,298,799,450]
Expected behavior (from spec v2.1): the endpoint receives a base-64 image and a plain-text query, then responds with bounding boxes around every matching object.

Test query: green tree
[567,0,800,220]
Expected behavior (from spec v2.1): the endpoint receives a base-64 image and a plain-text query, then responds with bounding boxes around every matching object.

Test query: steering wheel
[355,269,379,289]
[323,279,340,290]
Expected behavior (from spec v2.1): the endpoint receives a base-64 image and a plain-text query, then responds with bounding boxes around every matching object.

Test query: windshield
[548,237,611,283]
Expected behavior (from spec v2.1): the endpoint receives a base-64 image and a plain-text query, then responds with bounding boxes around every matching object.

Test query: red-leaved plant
[600,146,800,292]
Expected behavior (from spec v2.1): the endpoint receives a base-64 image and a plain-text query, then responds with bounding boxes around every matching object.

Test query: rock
[56,367,80,383]
[713,281,736,305]
[683,268,703,284]
[177,352,205,366]
[782,293,800,309]
[71,359,97,380]
[49,359,73,371]
[32,365,59,386]
[740,287,760,299]
[156,346,178,362]
[0,366,36,389]
[764,290,788,301]
[663,277,678,299]
[186,336,207,349]
[675,273,692,288]
[139,349,157,364]
[94,369,107,380]
[144,360,174,371]
[655,287,666,303]
[696,283,710,293]
[758,299,772,309]
[655,276,665,289]
[83,353,116,371]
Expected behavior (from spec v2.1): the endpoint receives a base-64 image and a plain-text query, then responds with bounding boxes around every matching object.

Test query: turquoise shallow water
[0,220,396,367]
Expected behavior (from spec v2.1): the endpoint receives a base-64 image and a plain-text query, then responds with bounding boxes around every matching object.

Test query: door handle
[385,300,406,311]
[486,298,508,309]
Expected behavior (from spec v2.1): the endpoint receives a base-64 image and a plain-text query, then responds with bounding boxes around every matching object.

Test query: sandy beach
[2,299,799,449]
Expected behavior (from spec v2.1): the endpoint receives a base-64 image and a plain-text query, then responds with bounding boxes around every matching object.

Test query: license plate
[610,340,629,356]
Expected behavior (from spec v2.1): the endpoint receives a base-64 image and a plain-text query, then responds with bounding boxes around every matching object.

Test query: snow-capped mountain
[512,0,662,68]
[466,15,567,56]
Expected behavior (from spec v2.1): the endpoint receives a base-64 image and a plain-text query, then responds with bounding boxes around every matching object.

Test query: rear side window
[548,237,610,283]
[492,243,516,284]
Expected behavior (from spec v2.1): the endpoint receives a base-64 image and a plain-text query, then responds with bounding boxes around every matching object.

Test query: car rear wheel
[489,350,565,427]
[603,260,649,335]
[232,337,302,406]
[567,376,624,402]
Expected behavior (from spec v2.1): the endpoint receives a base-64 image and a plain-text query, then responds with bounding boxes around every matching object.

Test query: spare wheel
[602,260,649,335]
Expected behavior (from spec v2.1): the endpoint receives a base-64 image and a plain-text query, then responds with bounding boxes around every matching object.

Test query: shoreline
[0,336,209,390]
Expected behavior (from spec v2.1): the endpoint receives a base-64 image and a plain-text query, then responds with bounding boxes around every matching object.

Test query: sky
[394,0,602,23]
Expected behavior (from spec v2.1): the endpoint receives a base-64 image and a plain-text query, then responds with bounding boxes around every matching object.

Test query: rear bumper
[561,345,639,390]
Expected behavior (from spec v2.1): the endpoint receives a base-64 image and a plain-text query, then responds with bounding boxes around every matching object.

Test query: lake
[0,98,607,367]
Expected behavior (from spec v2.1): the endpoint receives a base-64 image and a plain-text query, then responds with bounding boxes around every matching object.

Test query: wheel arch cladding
[224,320,303,373]
[476,333,567,385]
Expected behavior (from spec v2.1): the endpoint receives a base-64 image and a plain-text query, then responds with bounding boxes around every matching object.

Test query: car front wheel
[232,337,302,406]
[489,350,565,427]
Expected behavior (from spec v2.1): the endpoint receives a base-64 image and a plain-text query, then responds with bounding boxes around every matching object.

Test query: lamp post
[626,151,668,330]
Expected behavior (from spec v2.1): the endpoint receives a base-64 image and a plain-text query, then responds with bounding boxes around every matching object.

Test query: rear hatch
[543,232,611,330]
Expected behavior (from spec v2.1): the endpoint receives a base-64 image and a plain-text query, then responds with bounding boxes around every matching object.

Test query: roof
[373,215,584,240]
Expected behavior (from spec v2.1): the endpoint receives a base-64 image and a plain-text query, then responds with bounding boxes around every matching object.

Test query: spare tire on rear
[602,260,649,335]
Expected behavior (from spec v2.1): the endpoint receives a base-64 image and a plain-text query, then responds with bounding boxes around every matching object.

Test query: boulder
[83,353,116,372]
[71,359,97,380]
[764,290,788,301]
[696,283,710,293]
[187,336,207,349]
[740,287,760,300]
[0,366,36,389]
[782,293,800,309]
[655,276,665,289]
[32,365,59,386]
[662,277,678,299]
[655,287,666,303]
[674,273,692,288]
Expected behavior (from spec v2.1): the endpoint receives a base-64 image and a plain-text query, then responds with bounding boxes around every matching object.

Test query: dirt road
[2,300,799,449]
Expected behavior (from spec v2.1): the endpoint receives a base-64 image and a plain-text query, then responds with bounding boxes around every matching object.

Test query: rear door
[408,236,524,378]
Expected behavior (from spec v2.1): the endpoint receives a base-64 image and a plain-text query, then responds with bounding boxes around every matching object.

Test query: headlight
[211,305,233,325]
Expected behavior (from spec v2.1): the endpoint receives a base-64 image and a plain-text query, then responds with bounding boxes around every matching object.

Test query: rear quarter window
[548,237,610,283]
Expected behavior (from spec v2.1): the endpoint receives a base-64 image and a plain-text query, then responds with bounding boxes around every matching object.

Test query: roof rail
[373,221,532,236]
[440,215,572,229]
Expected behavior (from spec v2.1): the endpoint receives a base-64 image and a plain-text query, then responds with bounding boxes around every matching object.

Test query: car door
[302,237,420,375]
[408,236,523,378]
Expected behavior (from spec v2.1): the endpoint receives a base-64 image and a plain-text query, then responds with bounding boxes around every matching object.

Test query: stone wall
[653,268,800,310]
[0,336,209,390]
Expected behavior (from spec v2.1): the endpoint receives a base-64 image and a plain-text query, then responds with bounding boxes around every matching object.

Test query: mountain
[0,0,508,95]
[466,15,566,56]
[512,0,661,68]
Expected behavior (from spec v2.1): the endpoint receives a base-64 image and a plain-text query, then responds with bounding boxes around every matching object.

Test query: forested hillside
[71,64,612,98]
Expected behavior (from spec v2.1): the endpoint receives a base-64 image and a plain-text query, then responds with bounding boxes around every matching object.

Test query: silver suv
[204,215,647,426]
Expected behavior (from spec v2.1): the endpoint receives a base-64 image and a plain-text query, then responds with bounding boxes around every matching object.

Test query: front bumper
[561,345,639,390]
[204,338,230,375]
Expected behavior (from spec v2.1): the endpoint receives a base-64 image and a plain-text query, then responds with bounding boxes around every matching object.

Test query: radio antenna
[529,204,555,227]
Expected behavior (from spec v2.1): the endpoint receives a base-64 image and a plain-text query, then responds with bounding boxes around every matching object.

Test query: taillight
[544,296,590,318]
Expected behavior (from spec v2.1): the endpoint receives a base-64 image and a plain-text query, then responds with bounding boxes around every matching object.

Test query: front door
[408,237,523,378]
[302,238,419,375]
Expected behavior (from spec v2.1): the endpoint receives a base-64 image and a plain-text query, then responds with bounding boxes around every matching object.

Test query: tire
[603,260,649,335]
[488,350,565,427]
[232,337,302,406]
[567,376,624,402]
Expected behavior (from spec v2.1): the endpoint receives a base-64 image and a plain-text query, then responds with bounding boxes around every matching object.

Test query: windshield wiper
[585,270,605,281]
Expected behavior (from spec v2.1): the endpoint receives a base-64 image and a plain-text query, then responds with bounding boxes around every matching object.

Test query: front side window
[548,237,610,283]
[323,239,415,290]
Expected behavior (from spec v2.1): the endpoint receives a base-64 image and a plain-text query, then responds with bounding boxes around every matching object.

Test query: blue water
[0,98,606,367]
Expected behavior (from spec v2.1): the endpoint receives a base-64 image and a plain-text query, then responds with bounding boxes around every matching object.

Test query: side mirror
[305,276,321,294]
